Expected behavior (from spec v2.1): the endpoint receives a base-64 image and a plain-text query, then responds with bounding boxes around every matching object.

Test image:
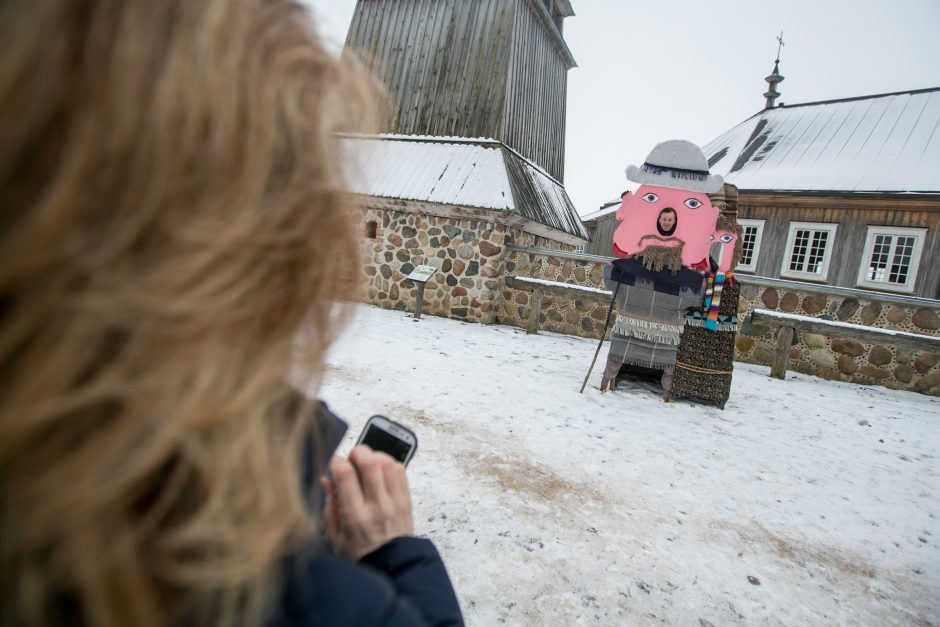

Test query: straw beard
[633,241,685,273]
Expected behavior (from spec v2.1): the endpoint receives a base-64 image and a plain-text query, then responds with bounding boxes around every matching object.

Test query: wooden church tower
[345,0,576,182]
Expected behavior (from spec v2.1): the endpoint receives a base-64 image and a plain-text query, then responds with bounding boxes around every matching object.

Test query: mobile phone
[356,415,418,466]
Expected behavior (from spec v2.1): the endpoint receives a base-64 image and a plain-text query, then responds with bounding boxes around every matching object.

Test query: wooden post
[770,325,794,379]
[526,288,543,334]
[413,282,426,320]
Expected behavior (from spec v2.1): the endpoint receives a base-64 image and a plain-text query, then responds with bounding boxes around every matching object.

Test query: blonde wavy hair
[0,1,380,625]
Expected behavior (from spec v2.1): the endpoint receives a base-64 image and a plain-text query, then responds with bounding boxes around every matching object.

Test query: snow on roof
[703,87,940,194]
[580,200,620,223]
[340,134,588,240]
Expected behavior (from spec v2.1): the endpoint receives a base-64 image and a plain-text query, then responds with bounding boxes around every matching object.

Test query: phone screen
[361,424,413,463]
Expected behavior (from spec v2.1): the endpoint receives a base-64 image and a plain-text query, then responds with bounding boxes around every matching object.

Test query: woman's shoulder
[270,537,463,627]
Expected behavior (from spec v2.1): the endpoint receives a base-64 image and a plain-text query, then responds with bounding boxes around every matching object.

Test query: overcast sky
[305,0,940,216]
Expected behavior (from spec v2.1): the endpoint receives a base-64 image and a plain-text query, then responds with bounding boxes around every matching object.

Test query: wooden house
[342,0,588,321]
[703,86,940,299]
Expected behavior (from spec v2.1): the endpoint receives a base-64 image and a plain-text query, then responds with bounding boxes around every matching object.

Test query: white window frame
[736,219,765,272]
[855,226,927,294]
[780,221,839,281]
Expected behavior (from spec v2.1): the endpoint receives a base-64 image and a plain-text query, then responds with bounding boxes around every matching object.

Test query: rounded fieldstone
[808,349,835,369]
[457,244,475,259]
[380,265,392,279]
[441,259,452,273]
[504,302,518,316]
[761,288,779,309]
[479,241,502,257]
[566,309,580,324]
[462,229,475,243]
[803,333,828,348]
[466,261,479,276]
[437,250,446,258]
[443,225,461,238]
[445,274,457,286]
[364,266,377,276]
[481,265,499,278]
[740,284,758,300]
[832,339,865,356]
[836,298,860,321]
[885,306,907,324]
[404,238,419,248]
[914,371,940,393]
[581,318,594,332]
[894,364,914,384]
[868,345,892,367]
[753,345,776,364]
[459,278,474,288]
[860,302,882,326]
[387,233,403,247]
[453,260,465,276]
[575,299,591,312]
[912,308,940,331]
[838,355,858,375]
[859,365,890,380]
[574,267,587,282]
[429,237,440,248]
[401,226,417,238]
[450,307,468,318]
[389,284,399,300]
[896,348,914,365]
[484,280,498,290]
[547,310,563,322]
[451,287,467,297]
[914,352,940,374]
[735,336,755,353]
[400,262,414,276]
[802,294,827,314]
[396,250,410,262]
[439,236,451,247]
[590,307,607,321]
[515,291,528,305]
[789,347,804,360]
[779,292,800,312]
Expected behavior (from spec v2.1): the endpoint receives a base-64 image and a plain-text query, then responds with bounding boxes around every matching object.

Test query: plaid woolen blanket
[603,259,705,370]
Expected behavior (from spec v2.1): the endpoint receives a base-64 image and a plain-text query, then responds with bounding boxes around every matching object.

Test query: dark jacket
[271,537,463,626]
[270,400,463,626]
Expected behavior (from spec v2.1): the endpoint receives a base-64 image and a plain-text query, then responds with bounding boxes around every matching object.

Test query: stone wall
[733,279,940,394]
[496,246,940,396]
[357,208,577,323]
[497,247,614,338]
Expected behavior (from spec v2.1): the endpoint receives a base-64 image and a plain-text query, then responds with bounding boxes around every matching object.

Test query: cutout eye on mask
[641,192,660,203]
[684,198,703,209]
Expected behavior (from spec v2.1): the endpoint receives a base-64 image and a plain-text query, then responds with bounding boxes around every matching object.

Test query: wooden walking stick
[579,279,622,393]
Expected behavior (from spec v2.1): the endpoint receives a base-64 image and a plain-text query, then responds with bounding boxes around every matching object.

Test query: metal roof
[340,134,588,240]
[703,87,940,194]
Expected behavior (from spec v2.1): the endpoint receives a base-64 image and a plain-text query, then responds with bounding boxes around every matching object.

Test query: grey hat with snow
[625,139,724,193]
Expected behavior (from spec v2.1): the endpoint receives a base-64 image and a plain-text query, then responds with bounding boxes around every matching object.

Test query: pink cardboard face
[612,184,737,271]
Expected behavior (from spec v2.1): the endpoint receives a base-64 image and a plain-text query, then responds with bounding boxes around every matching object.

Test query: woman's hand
[322,445,415,561]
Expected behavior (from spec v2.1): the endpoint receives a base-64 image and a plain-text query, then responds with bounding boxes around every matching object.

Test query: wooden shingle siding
[740,197,940,299]
[345,0,573,182]
[500,0,568,181]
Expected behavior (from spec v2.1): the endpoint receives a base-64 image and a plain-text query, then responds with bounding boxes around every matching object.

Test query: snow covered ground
[301,304,940,626]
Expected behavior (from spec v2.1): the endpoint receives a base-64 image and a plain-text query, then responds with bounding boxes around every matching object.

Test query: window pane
[741,226,758,266]
[888,236,915,284]
[789,229,809,271]
[807,231,829,274]
[866,234,891,281]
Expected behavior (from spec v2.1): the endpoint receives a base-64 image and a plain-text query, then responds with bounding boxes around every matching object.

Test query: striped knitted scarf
[702,272,735,331]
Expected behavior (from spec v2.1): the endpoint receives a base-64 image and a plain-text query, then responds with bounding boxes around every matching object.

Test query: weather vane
[776,31,785,62]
